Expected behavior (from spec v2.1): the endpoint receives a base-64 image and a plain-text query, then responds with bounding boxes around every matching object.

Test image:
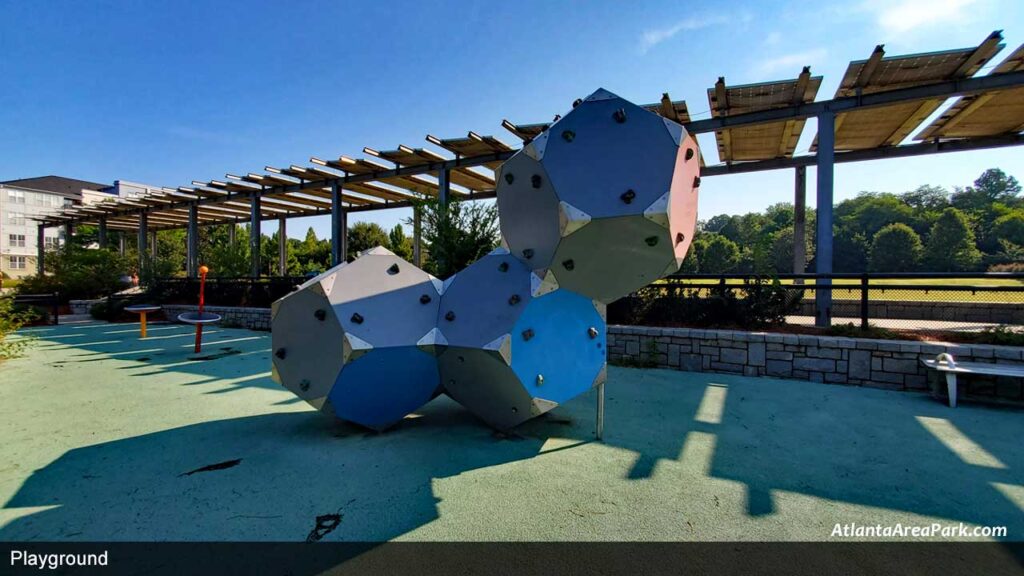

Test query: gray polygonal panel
[542,89,679,220]
[439,249,533,349]
[496,153,561,268]
[271,280,347,410]
[549,215,676,303]
[439,347,538,431]
[328,250,442,349]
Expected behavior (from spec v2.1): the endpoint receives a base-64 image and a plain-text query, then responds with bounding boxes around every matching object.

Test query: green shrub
[18,246,130,302]
[89,299,130,322]
[0,297,39,359]
[975,325,1024,346]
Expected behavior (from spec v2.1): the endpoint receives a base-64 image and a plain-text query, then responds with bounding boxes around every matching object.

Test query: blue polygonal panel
[438,249,532,349]
[328,347,440,431]
[509,289,606,405]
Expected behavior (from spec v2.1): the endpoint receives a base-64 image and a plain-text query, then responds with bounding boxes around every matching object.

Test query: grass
[656,277,1024,304]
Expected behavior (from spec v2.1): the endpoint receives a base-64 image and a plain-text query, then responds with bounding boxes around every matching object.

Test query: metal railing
[644,272,1024,334]
[7,292,60,325]
[144,276,306,308]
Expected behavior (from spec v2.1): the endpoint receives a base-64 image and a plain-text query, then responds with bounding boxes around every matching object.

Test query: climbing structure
[271,88,700,430]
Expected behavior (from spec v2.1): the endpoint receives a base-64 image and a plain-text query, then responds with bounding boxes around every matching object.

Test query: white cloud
[862,0,982,33]
[756,48,828,76]
[639,13,749,54]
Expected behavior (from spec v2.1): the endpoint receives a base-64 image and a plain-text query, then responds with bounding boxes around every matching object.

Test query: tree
[951,168,1022,212]
[346,222,391,261]
[924,208,981,271]
[833,228,868,273]
[409,198,499,278]
[698,233,740,274]
[900,185,950,211]
[770,226,815,274]
[388,224,413,261]
[993,212,1024,246]
[869,224,922,272]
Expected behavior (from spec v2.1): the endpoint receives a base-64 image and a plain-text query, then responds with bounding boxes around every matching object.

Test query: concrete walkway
[0,321,1021,541]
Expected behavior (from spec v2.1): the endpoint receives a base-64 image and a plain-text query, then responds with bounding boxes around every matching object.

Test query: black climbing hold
[693,176,701,188]
[562,259,575,271]
[561,130,575,142]
[588,327,598,339]
[314,309,326,321]
[508,294,521,305]
[523,248,534,259]
[676,232,685,245]
[445,311,456,322]
[685,148,694,161]
[419,294,432,304]
[299,379,310,392]
[613,108,627,123]
[572,98,582,108]
[522,328,534,341]
[498,262,509,272]
[275,348,287,359]
[504,172,514,184]
[621,189,636,204]
[531,174,542,189]
[387,263,400,275]
[351,313,363,324]
[645,236,659,247]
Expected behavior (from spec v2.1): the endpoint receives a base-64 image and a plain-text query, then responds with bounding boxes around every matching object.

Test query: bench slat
[921,359,1024,377]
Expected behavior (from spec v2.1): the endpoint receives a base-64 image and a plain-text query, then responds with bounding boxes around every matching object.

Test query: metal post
[278,216,287,276]
[793,166,806,276]
[413,205,422,267]
[228,223,236,245]
[98,218,108,249]
[331,181,347,266]
[250,194,261,278]
[138,213,148,276]
[119,232,126,256]
[150,230,157,259]
[815,110,835,327]
[596,381,605,441]
[860,274,869,330]
[36,225,45,274]
[64,223,74,253]
[187,204,198,277]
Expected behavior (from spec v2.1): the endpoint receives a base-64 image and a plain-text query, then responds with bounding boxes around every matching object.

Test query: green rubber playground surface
[1,321,1021,542]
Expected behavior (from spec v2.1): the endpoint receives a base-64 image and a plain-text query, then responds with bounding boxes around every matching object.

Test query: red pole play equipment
[194,265,209,353]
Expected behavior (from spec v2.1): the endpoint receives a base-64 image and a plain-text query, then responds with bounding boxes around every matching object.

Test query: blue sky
[1,0,1021,239]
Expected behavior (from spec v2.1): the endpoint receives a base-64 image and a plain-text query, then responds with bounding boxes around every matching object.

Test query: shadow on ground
[2,322,1022,541]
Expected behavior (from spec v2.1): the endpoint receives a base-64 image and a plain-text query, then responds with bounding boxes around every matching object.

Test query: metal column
[138,213,148,276]
[98,218,108,249]
[815,110,835,327]
[187,204,199,277]
[412,205,422,267]
[278,216,287,276]
[119,233,125,256]
[250,194,261,278]
[793,166,806,275]
[150,231,157,259]
[64,223,74,252]
[36,225,45,274]
[228,223,236,245]
[331,181,347,266]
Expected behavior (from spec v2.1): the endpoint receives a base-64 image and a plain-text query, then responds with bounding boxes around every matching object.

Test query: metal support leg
[596,381,605,441]
[945,373,958,408]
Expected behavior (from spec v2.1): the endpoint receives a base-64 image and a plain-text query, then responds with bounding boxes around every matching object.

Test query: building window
[7,212,25,226]
[8,234,25,248]
[44,236,59,250]
[7,190,25,204]
[9,256,26,270]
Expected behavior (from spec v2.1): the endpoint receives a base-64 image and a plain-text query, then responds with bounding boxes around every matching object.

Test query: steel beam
[815,111,835,327]
[278,216,287,276]
[700,134,1024,176]
[250,194,261,278]
[331,181,347,265]
[187,204,199,277]
[98,218,108,249]
[36,225,45,274]
[685,70,1024,134]
[793,166,807,275]
[138,213,148,276]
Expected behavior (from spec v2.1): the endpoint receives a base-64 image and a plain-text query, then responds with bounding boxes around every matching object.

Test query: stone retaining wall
[69,299,103,315]
[607,325,1023,403]
[163,304,271,331]
[159,304,1022,403]
[796,299,1024,324]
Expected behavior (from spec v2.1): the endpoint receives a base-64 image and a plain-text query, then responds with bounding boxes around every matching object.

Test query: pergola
[35,31,1024,325]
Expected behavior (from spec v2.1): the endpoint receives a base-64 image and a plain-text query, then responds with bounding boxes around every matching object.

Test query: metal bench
[920,353,1024,408]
